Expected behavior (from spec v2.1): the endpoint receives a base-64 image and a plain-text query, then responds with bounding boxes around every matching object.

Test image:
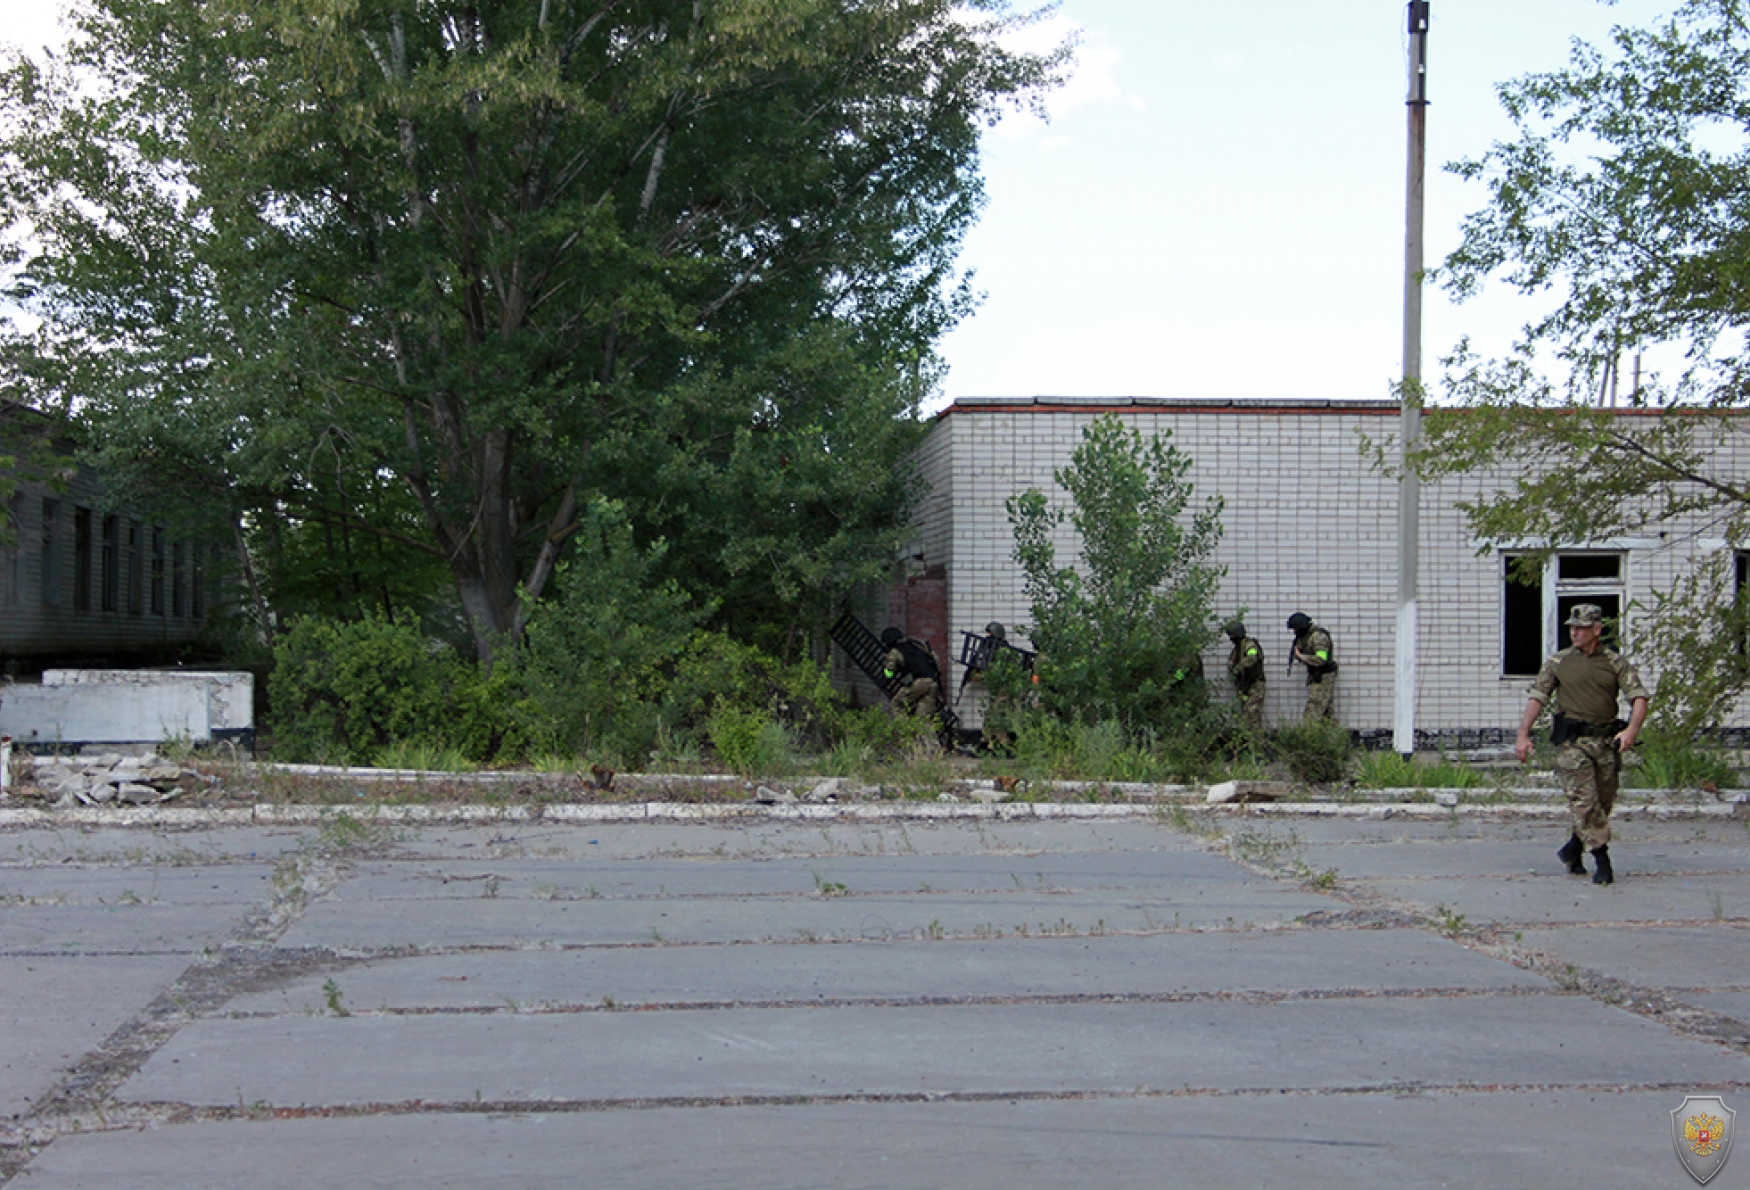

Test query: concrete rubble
[8,752,206,806]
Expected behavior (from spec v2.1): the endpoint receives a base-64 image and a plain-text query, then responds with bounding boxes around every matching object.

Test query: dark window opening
[1559,554,1621,581]
[40,499,60,608]
[127,523,143,614]
[73,507,92,613]
[2,497,18,606]
[150,528,165,616]
[102,515,119,612]
[1502,558,1543,676]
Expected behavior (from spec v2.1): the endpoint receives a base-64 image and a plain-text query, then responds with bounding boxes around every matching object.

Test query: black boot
[1557,834,1585,875]
[1591,846,1613,886]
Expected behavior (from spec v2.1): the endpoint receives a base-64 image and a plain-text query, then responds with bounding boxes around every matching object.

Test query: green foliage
[515,499,709,763]
[1269,721,1353,786]
[0,0,1068,658]
[823,708,939,774]
[371,740,479,774]
[1626,555,1750,737]
[268,613,504,765]
[1412,1,1750,732]
[1352,752,1484,790]
[1624,729,1740,791]
[1004,414,1225,735]
[705,706,795,777]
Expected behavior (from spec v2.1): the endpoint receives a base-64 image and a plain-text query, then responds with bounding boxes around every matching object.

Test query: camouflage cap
[1564,603,1604,627]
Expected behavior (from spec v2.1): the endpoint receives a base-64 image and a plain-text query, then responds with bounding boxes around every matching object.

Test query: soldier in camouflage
[1225,620,1266,731]
[880,626,940,717]
[1287,612,1337,724]
[1513,603,1650,886]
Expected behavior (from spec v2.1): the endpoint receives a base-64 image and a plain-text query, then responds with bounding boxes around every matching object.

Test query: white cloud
[2,3,73,53]
[991,18,1142,140]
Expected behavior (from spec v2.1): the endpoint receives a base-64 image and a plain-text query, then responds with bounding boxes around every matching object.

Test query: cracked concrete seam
[0,800,1742,830]
[0,841,354,1174]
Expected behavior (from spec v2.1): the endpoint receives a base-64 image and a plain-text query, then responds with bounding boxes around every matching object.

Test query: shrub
[515,499,708,764]
[1625,730,1739,791]
[1270,720,1353,786]
[705,705,795,776]
[268,613,494,764]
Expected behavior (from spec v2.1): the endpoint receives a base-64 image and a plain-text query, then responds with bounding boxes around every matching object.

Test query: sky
[3,0,1686,410]
[935,0,1685,410]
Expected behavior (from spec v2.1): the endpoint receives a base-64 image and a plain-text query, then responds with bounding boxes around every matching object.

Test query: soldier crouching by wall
[880,627,940,717]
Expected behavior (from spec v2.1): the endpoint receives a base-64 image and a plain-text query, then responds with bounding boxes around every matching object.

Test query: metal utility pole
[1394,0,1429,759]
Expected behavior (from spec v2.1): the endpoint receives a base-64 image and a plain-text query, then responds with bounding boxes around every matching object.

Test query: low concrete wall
[0,670,253,750]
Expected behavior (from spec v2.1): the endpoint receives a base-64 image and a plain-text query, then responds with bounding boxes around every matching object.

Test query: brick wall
[912,398,1750,739]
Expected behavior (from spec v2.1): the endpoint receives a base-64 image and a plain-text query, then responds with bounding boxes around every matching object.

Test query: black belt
[1568,721,1617,737]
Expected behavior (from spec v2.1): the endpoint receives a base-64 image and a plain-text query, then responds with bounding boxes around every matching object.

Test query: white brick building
[898,397,1750,747]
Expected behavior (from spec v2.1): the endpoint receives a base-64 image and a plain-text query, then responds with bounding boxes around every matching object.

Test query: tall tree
[1006,415,1225,734]
[0,0,1066,660]
[1414,0,1750,729]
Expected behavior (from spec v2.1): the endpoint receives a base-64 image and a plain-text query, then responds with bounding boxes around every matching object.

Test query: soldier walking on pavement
[1225,620,1266,731]
[1287,612,1338,724]
[1513,603,1650,885]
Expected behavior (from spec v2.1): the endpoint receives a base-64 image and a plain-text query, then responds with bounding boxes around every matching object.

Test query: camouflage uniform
[1294,623,1337,723]
[1227,631,1266,730]
[1527,645,1650,850]
[884,646,939,717]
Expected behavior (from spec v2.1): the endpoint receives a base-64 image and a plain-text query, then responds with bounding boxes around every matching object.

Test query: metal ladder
[829,612,960,741]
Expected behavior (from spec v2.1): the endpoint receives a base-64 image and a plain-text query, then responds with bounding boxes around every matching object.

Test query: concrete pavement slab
[1683,991,1750,1023]
[0,826,309,864]
[117,995,1750,1108]
[1298,839,1750,880]
[223,928,1547,1015]
[276,885,1338,950]
[0,866,275,906]
[0,903,252,954]
[15,1090,1746,1190]
[0,954,190,1118]
[326,847,1272,901]
[374,818,1190,861]
[1357,873,1750,925]
[1514,925,1750,990]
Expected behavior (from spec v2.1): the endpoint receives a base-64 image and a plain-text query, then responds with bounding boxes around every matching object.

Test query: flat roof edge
[937,397,1400,415]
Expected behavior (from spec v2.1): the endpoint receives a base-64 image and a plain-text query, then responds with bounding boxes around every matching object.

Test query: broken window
[1501,550,1627,675]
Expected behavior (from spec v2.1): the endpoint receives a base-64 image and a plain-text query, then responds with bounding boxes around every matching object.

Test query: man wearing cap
[1226,620,1266,731]
[1513,604,1650,885]
[1287,612,1337,724]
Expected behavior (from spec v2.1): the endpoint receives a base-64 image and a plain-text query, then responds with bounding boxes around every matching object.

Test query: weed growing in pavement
[322,978,349,1017]
[1159,803,1222,838]
[1432,904,1469,936]
[1228,826,1302,870]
